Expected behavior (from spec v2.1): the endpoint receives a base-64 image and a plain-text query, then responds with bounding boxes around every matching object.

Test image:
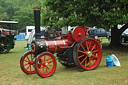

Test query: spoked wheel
[34,52,56,78]
[20,51,37,74]
[0,37,11,54]
[73,38,102,70]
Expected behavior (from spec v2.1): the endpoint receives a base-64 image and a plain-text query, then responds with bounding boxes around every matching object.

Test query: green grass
[0,39,128,85]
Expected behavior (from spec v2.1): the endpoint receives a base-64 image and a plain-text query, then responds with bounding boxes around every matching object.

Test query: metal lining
[45,41,48,51]
[62,40,66,47]
[72,27,76,40]
[54,40,57,53]
[33,8,41,11]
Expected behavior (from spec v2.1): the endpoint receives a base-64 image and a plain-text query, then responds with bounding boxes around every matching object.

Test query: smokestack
[33,7,41,39]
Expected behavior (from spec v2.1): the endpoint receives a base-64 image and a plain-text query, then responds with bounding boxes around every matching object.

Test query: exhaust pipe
[33,7,41,39]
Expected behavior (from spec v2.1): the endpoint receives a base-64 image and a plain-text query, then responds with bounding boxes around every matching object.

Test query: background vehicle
[25,26,35,39]
[107,28,128,43]
[0,21,18,54]
[89,28,107,39]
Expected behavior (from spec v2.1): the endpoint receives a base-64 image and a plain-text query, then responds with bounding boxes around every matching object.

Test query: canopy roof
[0,21,18,25]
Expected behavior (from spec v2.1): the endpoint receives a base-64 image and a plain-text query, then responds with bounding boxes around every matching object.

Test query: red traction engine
[20,8,102,78]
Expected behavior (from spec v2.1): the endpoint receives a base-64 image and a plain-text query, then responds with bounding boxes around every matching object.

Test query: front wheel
[34,52,57,78]
[73,38,102,70]
[20,51,37,74]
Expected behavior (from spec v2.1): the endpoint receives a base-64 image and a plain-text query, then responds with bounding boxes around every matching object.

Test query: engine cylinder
[31,39,68,55]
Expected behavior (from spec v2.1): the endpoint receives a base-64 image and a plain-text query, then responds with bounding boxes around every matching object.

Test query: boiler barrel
[31,39,68,55]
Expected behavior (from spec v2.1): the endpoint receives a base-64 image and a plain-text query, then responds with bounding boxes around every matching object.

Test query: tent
[14,35,25,40]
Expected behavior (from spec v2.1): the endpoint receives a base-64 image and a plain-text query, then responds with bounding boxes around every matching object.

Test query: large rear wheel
[73,38,102,70]
[34,52,56,78]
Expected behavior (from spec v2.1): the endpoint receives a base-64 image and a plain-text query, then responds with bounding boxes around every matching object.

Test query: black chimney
[33,7,41,39]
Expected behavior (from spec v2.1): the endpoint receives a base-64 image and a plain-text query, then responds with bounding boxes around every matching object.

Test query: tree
[41,0,103,27]
[41,0,128,46]
[99,0,128,46]
[0,0,18,21]
[0,12,9,20]
[12,0,42,29]
[0,0,42,30]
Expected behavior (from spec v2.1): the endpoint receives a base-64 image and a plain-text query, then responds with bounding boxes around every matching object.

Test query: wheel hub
[86,51,93,57]
[78,33,82,37]
[28,61,34,65]
[1,43,4,47]
[42,63,48,67]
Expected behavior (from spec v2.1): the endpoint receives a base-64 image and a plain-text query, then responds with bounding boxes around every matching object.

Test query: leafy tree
[12,0,42,29]
[0,12,9,20]
[42,0,128,46]
[0,0,42,30]
[0,0,17,20]
[99,0,128,46]
[41,0,103,27]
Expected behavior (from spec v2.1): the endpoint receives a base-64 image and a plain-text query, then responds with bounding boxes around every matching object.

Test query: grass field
[0,38,128,85]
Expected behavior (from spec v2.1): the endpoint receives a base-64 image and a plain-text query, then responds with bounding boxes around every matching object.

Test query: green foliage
[0,12,9,20]
[0,0,42,30]
[12,0,42,29]
[41,0,102,28]
[0,0,128,30]
[41,0,128,29]
[100,1,128,28]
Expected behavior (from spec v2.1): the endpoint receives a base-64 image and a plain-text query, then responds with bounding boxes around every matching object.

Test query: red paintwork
[31,43,36,53]
[21,51,36,74]
[1,29,16,36]
[77,38,102,70]
[72,26,86,42]
[45,39,68,53]
[96,38,102,43]
[42,26,101,53]
[62,34,68,39]
[35,52,56,78]
[68,33,74,45]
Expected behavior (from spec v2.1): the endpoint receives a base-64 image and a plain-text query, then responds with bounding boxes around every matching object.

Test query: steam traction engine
[0,21,18,54]
[20,8,102,78]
